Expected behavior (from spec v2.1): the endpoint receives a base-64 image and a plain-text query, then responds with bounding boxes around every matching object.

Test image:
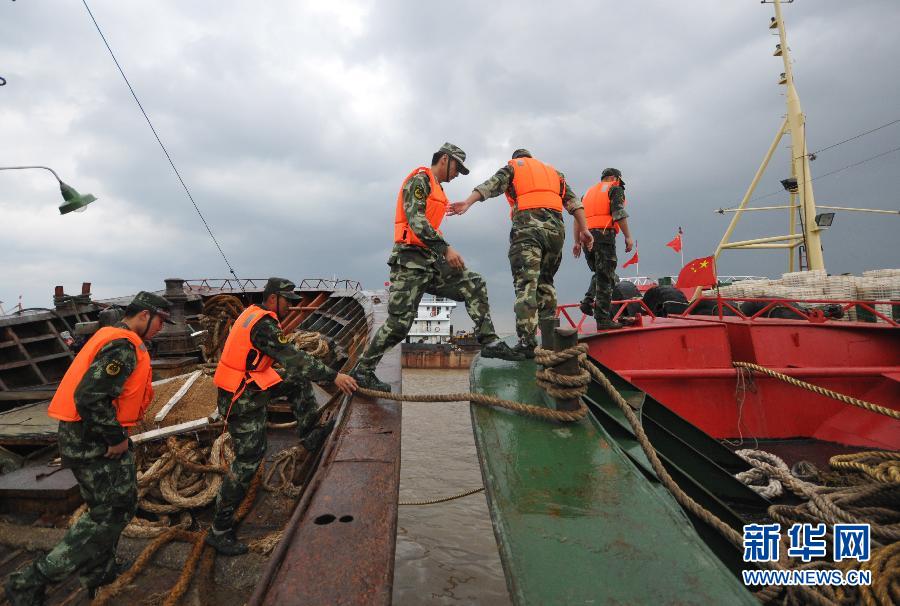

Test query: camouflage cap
[511,148,532,159]
[263,277,301,301]
[437,142,469,175]
[130,291,175,324]
[601,167,623,179]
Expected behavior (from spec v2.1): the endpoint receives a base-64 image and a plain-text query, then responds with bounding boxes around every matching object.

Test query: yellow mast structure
[715,0,825,272]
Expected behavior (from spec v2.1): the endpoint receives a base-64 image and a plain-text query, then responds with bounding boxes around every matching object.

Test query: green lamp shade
[58,181,98,215]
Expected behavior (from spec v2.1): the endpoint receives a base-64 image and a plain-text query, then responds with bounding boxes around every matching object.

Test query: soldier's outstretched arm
[73,339,136,448]
[250,318,338,385]
[403,173,449,255]
[448,165,511,215]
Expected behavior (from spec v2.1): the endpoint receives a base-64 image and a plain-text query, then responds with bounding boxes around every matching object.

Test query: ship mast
[715,0,826,272]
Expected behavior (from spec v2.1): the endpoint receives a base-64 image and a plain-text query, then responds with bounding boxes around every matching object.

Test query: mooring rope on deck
[579,355,843,606]
[830,450,900,485]
[399,487,485,506]
[733,361,900,420]
[357,386,588,422]
[92,465,264,606]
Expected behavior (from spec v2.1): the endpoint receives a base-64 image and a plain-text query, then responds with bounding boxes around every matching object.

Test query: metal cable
[800,118,900,160]
[80,0,243,289]
[742,145,900,205]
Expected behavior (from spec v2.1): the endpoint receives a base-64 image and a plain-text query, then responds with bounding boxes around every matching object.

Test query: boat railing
[679,296,899,326]
[182,278,362,292]
[556,299,656,332]
[556,296,899,333]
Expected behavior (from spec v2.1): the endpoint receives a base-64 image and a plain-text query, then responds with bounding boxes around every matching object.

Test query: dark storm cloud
[2,1,898,331]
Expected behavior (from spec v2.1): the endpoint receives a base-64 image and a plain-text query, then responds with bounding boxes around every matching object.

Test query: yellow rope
[356,387,588,423]
[581,358,839,606]
[733,361,900,420]
[399,486,485,506]
[830,451,900,484]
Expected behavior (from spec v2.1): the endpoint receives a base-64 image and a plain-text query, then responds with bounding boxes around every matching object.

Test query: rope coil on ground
[262,446,308,498]
[93,465,264,606]
[830,451,900,484]
[735,449,793,499]
[733,361,900,420]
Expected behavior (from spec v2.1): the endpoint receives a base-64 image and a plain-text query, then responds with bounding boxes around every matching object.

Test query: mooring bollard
[538,317,559,352]
[553,327,581,411]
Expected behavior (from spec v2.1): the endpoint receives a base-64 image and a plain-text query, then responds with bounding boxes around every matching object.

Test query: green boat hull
[470,344,756,605]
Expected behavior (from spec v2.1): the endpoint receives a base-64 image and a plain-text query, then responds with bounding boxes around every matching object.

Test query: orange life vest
[47,327,153,427]
[505,157,564,214]
[393,167,447,248]
[583,180,627,231]
[213,305,283,393]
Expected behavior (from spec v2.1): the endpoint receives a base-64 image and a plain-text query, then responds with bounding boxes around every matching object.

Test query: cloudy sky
[2,0,898,332]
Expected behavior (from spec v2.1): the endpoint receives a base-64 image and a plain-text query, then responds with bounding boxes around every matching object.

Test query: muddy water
[393,369,511,605]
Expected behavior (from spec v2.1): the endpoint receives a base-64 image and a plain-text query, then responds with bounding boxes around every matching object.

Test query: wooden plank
[0,352,70,372]
[151,371,198,387]
[0,391,55,401]
[43,319,76,361]
[130,417,210,444]
[154,370,202,423]
[2,327,48,382]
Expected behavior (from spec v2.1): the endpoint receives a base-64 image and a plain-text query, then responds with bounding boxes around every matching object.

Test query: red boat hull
[579,315,900,450]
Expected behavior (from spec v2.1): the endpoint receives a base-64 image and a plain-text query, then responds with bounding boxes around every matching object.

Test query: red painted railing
[556,297,899,332]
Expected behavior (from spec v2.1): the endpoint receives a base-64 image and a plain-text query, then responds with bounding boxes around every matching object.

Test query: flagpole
[635,241,639,277]
[680,228,684,267]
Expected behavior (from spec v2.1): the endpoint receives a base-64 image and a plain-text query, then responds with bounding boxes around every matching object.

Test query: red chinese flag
[666,233,683,253]
[622,250,639,268]
[675,256,717,289]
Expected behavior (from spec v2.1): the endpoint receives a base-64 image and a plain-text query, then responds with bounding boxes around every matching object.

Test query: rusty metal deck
[250,296,401,606]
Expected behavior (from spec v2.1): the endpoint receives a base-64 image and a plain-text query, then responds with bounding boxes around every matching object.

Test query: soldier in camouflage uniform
[5,292,174,605]
[576,168,634,329]
[206,278,357,555]
[351,143,522,393]
[449,149,593,356]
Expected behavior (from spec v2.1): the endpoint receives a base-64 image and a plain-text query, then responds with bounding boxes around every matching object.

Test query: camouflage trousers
[582,232,618,321]
[212,371,316,530]
[357,262,500,371]
[508,219,565,345]
[8,451,137,592]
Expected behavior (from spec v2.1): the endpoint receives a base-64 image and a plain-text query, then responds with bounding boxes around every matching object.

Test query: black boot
[5,569,47,606]
[86,558,133,599]
[511,339,537,359]
[481,340,525,361]
[579,300,594,316]
[300,419,336,452]
[204,527,248,556]
[595,318,624,330]
[350,367,391,393]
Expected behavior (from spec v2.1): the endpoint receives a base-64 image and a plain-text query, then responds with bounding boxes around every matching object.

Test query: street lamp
[0,165,98,214]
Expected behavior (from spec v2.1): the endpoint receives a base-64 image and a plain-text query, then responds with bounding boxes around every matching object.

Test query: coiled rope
[831,451,900,484]
[735,448,900,604]
[733,361,900,420]
[581,356,841,606]
[92,464,264,606]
